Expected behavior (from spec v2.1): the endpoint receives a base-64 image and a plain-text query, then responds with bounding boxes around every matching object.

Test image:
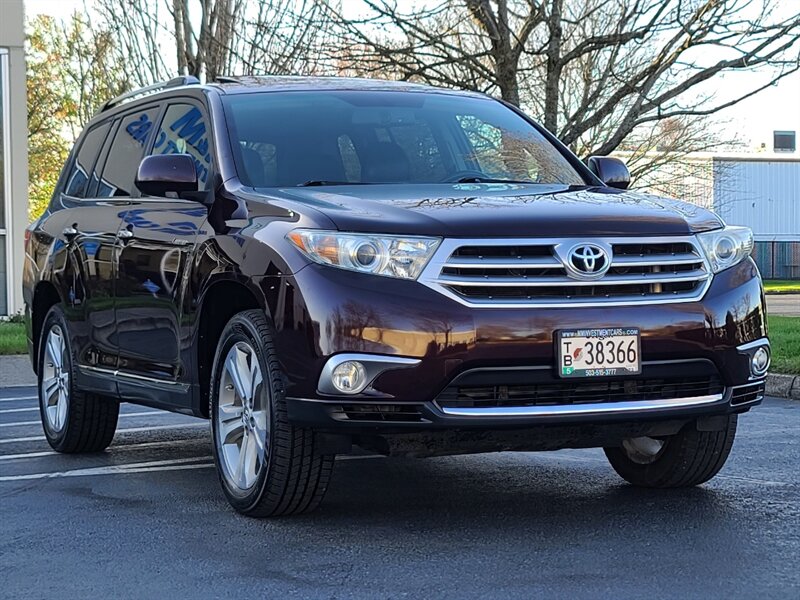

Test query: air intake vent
[331,404,425,422]
[437,376,724,410]
[730,382,765,406]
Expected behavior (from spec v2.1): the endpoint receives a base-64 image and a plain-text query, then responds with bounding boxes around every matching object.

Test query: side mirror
[586,156,630,190]
[135,154,199,197]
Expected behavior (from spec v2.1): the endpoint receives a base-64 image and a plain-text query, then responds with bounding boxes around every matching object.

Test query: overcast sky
[25,0,800,152]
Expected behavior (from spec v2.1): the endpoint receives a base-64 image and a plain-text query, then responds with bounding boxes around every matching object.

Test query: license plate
[557,328,641,378]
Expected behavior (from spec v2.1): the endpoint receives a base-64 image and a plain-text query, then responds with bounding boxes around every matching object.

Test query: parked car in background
[24,76,770,516]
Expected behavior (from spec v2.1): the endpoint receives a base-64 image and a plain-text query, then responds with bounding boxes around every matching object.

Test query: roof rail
[215,76,241,84]
[99,75,201,113]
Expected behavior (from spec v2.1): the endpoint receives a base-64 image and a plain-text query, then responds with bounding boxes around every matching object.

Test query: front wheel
[604,415,738,488]
[210,309,335,517]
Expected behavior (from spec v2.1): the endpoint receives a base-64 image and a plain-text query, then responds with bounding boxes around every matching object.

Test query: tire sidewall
[37,306,75,449]
[209,312,276,511]
[605,415,738,487]
[605,436,682,485]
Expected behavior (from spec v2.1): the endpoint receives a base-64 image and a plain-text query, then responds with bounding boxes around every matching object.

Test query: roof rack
[99,75,201,113]
[215,76,241,84]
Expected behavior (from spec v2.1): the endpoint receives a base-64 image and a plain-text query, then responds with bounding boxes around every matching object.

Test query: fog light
[751,347,770,376]
[331,361,368,394]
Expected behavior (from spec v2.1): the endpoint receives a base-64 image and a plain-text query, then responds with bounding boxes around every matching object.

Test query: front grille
[331,404,425,422]
[420,236,712,307]
[436,376,724,410]
[730,382,765,406]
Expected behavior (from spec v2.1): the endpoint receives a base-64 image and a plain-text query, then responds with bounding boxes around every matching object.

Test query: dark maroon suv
[23,76,770,516]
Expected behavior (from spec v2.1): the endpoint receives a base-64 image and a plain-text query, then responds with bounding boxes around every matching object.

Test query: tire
[210,309,335,517]
[38,305,120,453]
[603,415,738,488]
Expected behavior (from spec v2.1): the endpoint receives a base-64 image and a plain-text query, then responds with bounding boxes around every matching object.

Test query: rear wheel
[210,309,334,517]
[38,306,119,453]
[603,415,737,488]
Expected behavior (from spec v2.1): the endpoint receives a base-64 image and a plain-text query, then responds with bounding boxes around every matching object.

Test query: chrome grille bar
[418,236,713,308]
[445,256,562,268]
[611,254,703,267]
[437,270,709,287]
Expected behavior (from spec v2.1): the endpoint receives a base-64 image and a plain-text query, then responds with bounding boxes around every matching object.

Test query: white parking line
[0,396,36,404]
[714,474,789,486]
[0,437,204,462]
[0,422,208,444]
[0,407,37,414]
[532,452,791,486]
[0,457,215,481]
[0,453,382,482]
[0,443,381,465]
[0,406,193,416]
[0,410,171,428]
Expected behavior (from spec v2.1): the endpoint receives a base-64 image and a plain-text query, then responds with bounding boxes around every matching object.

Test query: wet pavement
[1,386,798,598]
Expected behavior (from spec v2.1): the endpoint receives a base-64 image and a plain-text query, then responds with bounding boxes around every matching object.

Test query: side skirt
[77,365,199,416]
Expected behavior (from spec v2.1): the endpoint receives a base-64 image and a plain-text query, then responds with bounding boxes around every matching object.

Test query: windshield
[223,90,587,188]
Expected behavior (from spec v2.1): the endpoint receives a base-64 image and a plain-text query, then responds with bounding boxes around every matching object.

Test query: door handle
[62,225,79,241]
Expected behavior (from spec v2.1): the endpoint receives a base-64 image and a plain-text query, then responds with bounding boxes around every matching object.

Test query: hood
[265,183,722,237]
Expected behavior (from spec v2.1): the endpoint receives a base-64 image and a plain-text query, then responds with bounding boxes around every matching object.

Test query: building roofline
[613,150,800,163]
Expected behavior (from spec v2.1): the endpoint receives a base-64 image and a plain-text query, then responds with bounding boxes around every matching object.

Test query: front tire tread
[211,309,334,517]
[604,415,737,488]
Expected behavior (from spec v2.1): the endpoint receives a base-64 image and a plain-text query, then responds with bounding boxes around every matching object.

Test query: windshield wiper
[452,178,594,192]
[298,180,374,187]
[453,176,536,184]
[549,184,593,194]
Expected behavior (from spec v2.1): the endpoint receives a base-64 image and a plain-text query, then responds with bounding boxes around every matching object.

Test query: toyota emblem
[566,243,611,279]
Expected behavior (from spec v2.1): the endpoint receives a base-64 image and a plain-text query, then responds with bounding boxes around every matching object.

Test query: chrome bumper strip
[438,393,724,417]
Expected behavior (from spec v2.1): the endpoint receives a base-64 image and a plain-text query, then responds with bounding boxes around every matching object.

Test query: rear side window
[150,103,213,187]
[97,106,160,197]
[63,122,111,198]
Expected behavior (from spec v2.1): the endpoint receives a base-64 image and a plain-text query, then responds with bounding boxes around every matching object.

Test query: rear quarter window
[97,106,160,197]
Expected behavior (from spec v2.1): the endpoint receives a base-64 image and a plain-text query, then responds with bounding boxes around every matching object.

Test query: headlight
[287,230,441,280]
[697,226,753,273]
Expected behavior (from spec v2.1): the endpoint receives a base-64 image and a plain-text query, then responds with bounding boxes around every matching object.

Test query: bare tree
[320,0,800,161]
[94,0,172,84]
[93,0,332,85]
[170,0,240,80]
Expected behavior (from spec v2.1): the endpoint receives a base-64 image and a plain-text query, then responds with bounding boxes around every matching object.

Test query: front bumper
[286,374,765,433]
[264,257,767,432]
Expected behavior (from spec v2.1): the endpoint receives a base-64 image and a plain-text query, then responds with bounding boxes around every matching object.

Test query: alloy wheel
[41,325,69,432]
[216,341,268,491]
[621,436,667,465]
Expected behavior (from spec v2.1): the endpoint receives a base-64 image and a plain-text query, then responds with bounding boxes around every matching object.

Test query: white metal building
[633,152,800,279]
[0,0,28,315]
[712,155,800,279]
[712,155,800,243]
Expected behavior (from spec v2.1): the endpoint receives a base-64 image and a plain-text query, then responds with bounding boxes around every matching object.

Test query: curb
[766,373,800,400]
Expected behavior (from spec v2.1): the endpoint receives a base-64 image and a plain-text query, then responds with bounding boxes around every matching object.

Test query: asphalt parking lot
[1,385,798,599]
